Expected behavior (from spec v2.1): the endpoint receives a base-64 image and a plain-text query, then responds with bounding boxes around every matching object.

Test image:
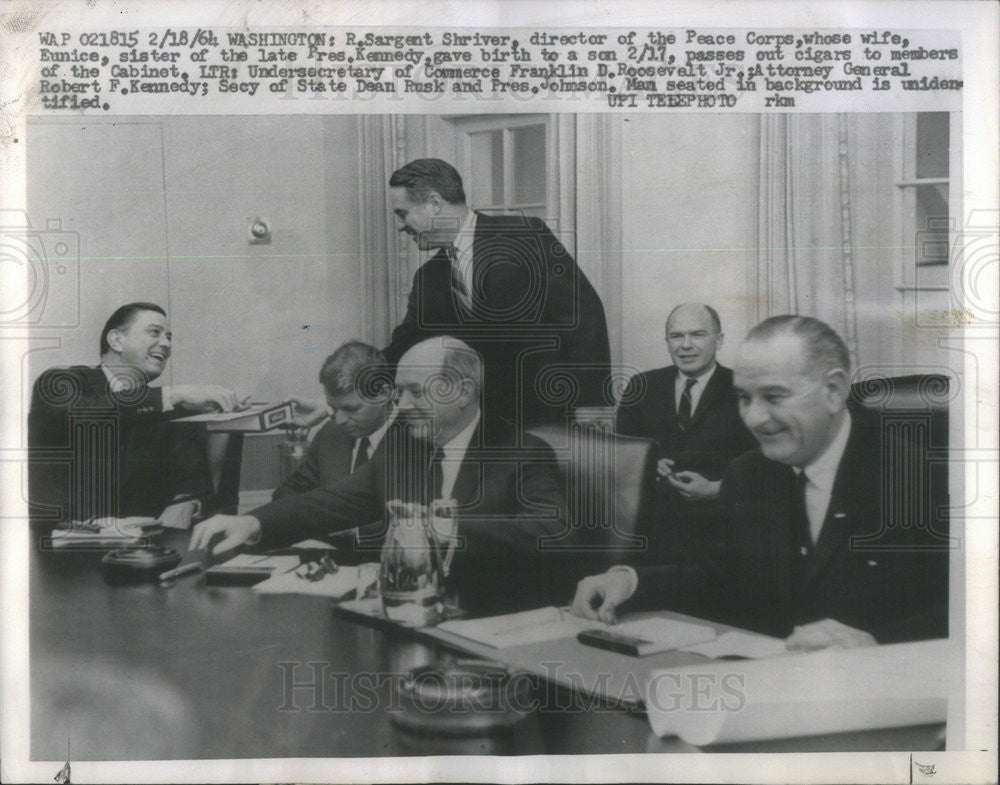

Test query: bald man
[615,303,755,564]
[192,336,573,613]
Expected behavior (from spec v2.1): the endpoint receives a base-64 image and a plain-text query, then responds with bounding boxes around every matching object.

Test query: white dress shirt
[350,415,391,473]
[673,362,717,416]
[796,411,852,545]
[438,410,481,500]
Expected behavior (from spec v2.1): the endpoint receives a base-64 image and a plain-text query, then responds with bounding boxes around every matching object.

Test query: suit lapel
[664,366,680,423]
[449,422,484,505]
[687,365,727,430]
[803,421,872,586]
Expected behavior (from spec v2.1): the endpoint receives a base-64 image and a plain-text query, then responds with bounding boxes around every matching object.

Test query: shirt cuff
[608,564,639,599]
[245,517,263,546]
[161,385,174,412]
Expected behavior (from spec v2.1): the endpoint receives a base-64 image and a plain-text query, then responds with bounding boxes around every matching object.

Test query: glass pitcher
[380,500,445,627]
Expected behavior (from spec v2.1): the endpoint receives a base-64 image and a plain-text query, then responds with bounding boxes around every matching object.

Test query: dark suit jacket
[615,364,756,563]
[384,212,612,436]
[28,365,213,525]
[271,420,355,500]
[630,411,950,643]
[252,420,574,613]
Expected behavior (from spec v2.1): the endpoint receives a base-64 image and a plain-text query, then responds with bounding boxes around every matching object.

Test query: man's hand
[189,514,261,555]
[286,395,329,428]
[169,384,242,413]
[159,499,198,530]
[656,458,676,478]
[785,619,878,651]
[571,570,634,624]
[666,470,721,502]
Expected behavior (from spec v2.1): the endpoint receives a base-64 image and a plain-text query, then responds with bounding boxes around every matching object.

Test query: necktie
[446,246,471,308]
[791,469,812,558]
[427,446,445,503]
[676,378,697,432]
[352,436,371,473]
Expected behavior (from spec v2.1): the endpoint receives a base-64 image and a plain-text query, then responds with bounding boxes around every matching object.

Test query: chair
[847,373,952,548]
[527,422,659,571]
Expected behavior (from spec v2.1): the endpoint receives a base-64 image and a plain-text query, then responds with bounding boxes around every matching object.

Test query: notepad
[205,554,301,586]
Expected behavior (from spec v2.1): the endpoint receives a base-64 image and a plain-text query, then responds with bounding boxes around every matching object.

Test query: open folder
[438,606,717,651]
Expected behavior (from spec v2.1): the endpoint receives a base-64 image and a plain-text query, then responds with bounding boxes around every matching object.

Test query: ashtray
[391,659,535,735]
[101,546,182,584]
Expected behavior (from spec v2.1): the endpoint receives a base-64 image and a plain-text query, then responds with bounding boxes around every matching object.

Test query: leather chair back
[528,423,658,570]
[848,373,951,547]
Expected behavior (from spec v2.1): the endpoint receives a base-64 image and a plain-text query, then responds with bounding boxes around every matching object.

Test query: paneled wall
[25,115,363,403]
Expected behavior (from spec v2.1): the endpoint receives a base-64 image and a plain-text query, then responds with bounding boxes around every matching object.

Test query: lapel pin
[833,512,846,519]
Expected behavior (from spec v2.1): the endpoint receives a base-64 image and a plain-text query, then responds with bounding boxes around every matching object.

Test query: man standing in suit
[28,302,241,529]
[615,303,755,563]
[573,315,949,648]
[383,158,611,437]
[272,342,392,499]
[192,336,572,613]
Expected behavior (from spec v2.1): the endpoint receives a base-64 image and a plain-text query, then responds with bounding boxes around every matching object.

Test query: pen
[159,563,203,582]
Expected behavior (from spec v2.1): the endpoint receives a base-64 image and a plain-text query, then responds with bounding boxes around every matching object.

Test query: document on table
[438,607,718,650]
[48,517,158,547]
[645,638,951,746]
[252,564,379,598]
[680,630,788,660]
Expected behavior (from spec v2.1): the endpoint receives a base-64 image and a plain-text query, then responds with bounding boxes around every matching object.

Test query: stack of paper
[645,638,951,745]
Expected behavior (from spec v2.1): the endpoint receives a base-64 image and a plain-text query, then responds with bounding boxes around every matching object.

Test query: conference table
[29,530,944,761]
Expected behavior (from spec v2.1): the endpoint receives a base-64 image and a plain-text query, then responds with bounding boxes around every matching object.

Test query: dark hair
[665,303,722,335]
[745,315,851,375]
[389,158,467,205]
[319,341,387,399]
[100,302,166,356]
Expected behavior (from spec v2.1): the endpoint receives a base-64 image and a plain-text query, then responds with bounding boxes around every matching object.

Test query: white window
[449,115,555,221]
[895,111,960,291]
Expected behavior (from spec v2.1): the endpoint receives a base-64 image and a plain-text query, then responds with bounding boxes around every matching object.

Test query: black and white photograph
[1,2,996,783]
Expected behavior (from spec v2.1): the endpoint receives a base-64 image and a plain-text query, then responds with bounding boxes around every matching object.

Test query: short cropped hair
[665,303,722,335]
[746,315,851,375]
[319,341,387,399]
[389,158,467,205]
[99,302,166,356]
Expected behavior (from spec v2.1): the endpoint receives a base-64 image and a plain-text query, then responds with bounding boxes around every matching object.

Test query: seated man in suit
[272,341,392,499]
[615,303,755,563]
[192,336,573,613]
[28,302,241,530]
[573,315,949,648]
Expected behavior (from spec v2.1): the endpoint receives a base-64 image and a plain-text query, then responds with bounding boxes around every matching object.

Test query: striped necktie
[676,377,697,431]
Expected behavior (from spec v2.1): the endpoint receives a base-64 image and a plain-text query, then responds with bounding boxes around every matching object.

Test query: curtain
[572,114,624,368]
[356,115,408,347]
[754,114,863,367]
